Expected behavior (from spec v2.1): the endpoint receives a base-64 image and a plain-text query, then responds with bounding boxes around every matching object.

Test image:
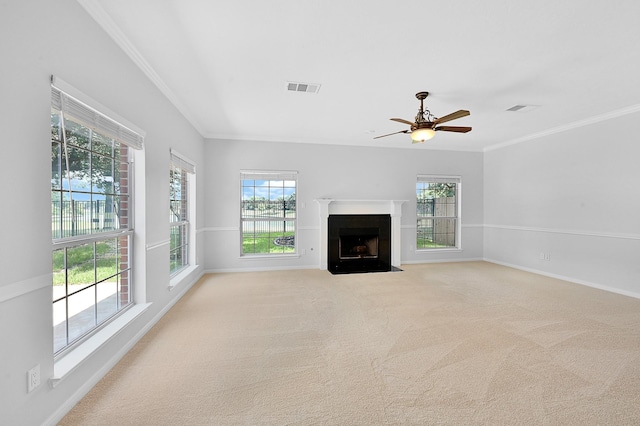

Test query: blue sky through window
[242,180,295,200]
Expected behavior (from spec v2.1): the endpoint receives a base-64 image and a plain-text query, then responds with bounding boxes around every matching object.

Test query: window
[170,150,195,275]
[416,176,461,250]
[51,85,143,354]
[240,171,297,255]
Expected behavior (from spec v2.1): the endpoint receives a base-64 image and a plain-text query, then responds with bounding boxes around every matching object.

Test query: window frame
[416,175,462,251]
[240,170,298,257]
[169,149,196,276]
[51,83,143,356]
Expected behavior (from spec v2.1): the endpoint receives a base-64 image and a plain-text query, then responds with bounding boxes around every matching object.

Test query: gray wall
[483,112,640,297]
[0,1,205,424]
[203,140,484,271]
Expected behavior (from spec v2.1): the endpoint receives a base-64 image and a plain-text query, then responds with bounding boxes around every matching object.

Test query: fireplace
[328,214,393,274]
[316,199,406,272]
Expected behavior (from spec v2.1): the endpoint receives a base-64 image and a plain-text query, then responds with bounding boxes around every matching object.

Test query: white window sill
[169,264,199,290]
[239,253,300,260]
[416,248,463,253]
[51,303,151,387]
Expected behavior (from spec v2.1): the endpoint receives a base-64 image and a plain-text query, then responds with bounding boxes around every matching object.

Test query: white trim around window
[416,175,462,250]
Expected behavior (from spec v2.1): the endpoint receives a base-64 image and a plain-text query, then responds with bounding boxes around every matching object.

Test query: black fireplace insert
[328,214,393,274]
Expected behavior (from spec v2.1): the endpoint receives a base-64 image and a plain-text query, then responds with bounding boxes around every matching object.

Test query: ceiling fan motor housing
[412,121,434,130]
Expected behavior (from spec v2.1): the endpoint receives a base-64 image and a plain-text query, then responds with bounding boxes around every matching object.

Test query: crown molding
[484,103,640,152]
[77,0,206,136]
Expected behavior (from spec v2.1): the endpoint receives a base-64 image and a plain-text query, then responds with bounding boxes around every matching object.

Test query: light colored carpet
[60,262,640,425]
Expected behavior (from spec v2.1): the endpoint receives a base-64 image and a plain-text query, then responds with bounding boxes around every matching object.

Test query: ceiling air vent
[286,81,321,94]
[506,104,539,112]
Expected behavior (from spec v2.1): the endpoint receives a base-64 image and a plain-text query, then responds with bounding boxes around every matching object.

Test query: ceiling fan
[375,91,471,143]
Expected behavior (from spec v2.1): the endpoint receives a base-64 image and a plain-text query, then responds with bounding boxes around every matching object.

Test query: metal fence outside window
[52,200,119,238]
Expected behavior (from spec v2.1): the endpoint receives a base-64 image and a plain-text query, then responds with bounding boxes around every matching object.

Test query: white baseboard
[483,258,640,300]
[204,258,488,273]
[401,257,484,265]
[203,265,320,274]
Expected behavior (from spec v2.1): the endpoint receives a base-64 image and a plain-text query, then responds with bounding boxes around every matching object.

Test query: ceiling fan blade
[435,126,472,133]
[373,129,409,139]
[390,117,415,126]
[433,110,470,124]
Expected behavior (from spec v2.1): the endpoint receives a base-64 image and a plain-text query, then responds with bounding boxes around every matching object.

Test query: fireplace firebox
[328,214,392,274]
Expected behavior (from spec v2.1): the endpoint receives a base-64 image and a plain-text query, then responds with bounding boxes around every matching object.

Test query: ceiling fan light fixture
[411,127,436,142]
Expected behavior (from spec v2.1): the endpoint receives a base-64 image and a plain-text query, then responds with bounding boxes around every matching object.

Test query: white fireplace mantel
[315,199,407,270]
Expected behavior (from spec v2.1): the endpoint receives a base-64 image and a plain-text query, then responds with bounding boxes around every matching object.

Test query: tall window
[241,171,297,255]
[416,176,461,250]
[170,150,195,275]
[51,85,143,354]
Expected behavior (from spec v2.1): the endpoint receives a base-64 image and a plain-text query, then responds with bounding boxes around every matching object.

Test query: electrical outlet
[539,252,545,260]
[545,253,551,261]
[27,364,40,393]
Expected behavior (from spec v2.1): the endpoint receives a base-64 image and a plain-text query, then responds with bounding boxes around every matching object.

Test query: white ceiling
[81,0,640,151]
